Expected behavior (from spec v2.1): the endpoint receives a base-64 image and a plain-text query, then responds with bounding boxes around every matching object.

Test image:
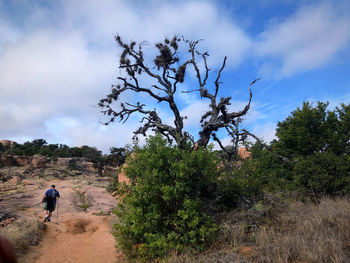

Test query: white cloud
[62,121,136,152]
[0,0,253,149]
[0,29,116,140]
[1,0,349,151]
[63,1,251,68]
[252,122,277,143]
[256,1,350,77]
[180,100,210,129]
[212,136,232,151]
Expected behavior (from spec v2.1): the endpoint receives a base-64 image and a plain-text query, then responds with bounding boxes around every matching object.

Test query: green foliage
[293,152,350,195]
[114,135,218,261]
[274,101,330,157]
[109,147,127,166]
[238,101,350,198]
[2,139,106,163]
[274,101,350,196]
[70,145,102,162]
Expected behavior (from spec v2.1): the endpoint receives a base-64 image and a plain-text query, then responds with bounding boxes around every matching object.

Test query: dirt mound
[64,219,99,234]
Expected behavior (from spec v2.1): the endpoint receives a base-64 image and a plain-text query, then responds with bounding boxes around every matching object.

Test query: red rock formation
[118,169,130,185]
[0,140,16,148]
[14,156,32,166]
[238,147,251,160]
[32,157,46,168]
[0,155,14,166]
[57,158,74,168]
[81,161,95,171]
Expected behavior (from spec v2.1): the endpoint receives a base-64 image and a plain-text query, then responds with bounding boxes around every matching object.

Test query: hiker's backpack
[47,189,57,199]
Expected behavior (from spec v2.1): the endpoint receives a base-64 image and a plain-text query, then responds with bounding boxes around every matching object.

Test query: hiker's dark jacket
[43,189,60,211]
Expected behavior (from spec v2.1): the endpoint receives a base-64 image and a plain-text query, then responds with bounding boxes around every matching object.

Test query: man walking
[42,184,60,222]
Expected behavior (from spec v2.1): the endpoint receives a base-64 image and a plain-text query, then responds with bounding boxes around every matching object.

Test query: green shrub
[215,145,294,210]
[236,101,350,199]
[293,152,350,196]
[113,135,218,261]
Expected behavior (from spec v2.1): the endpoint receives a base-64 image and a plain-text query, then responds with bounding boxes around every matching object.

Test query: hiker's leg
[43,210,49,221]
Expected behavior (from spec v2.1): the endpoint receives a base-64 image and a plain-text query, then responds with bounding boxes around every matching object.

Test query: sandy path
[25,180,120,263]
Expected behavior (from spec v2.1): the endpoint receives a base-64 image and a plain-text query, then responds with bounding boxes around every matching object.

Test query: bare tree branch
[99,34,259,150]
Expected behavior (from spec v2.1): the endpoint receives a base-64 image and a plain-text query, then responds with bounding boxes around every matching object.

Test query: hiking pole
[56,198,59,224]
[34,201,43,207]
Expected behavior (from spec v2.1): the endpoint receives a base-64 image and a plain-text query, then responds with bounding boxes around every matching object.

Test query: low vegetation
[254,198,350,263]
[74,188,90,211]
[0,219,45,257]
[164,197,350,263]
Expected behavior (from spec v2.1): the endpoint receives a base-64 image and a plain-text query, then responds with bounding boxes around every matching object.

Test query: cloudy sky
[1,0,349,152]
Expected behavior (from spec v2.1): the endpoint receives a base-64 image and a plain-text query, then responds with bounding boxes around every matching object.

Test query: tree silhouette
[99,35,259,150]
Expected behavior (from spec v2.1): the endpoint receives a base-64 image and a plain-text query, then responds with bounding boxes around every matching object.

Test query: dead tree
[212,117,246,161]
[99,35,259,150]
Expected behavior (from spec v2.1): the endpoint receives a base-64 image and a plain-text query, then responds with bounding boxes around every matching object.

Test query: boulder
[102,165,119,176]
[76,157,87,162]
[0,140,16,148]
[238,147,251,160]
[81,161,95,171]
[118,170,130,185]
[32,157,46,168]
[117,155,134,185]
[57,158,75,168]
[9,176,21,185]
[0,155,14,166]
[14,156,32,166]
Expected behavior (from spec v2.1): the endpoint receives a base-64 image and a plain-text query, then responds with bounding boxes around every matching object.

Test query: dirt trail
[24,180,120,263]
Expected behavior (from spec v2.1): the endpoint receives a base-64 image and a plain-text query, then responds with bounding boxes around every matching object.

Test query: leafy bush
[215,144,294,210]
[114,135,218,261]
[293,152,350,196]
[237,101,350,198]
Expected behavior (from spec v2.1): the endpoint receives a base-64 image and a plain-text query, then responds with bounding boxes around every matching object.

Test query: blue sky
[0,0,349,152]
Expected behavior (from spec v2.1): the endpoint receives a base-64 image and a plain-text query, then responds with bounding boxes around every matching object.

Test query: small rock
[9,176,21,185]
[3,217,16,226]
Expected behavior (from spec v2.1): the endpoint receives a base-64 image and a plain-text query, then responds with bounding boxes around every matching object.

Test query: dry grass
[163,195,285,263]
[0,219,45,257]
[164,197,350,263]
[0,181,26,195]
[254,198,350,263]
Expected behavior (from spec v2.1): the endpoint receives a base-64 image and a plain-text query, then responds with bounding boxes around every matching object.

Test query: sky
[0,0,349,153]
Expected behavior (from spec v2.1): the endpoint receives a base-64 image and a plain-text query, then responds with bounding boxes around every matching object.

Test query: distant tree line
[0,139,126,167]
